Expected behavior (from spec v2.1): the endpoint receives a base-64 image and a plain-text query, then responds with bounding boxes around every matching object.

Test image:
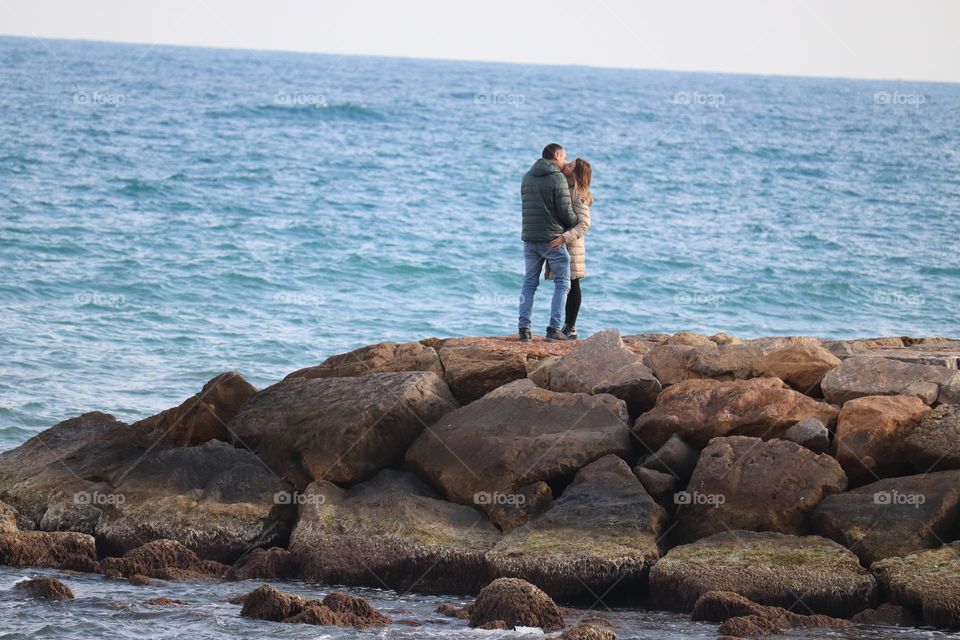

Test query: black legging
[565,278,581,328]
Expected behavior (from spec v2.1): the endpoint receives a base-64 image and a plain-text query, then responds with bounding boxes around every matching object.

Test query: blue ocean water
[1,35,959,448]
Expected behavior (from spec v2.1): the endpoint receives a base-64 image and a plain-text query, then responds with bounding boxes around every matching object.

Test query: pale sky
[2,0,959,83]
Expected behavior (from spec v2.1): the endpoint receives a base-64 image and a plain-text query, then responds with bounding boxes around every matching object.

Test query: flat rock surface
[405,379,633,529]
[649,530,877,617]
[821,356,959,406]
[284,341,443,380]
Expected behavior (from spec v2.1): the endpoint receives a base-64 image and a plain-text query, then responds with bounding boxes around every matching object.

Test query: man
[518,143,579,342]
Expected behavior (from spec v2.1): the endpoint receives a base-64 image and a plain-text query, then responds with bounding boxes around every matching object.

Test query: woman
[546,157,592,339]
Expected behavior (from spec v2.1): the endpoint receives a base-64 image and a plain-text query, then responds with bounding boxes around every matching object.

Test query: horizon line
[2,32,957,87]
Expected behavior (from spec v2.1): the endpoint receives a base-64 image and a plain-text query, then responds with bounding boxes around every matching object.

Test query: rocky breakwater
[1,329,959,633]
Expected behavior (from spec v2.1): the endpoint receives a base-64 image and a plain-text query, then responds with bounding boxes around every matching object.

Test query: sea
[0,35,958,638]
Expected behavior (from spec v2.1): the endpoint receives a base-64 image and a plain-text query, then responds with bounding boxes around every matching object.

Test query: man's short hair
[541,143,563,160]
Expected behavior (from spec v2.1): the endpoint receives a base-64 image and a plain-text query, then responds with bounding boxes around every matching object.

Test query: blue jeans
[518,241,571,331]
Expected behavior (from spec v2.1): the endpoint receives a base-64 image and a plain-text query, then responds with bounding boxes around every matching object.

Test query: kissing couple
[518,143,593,342]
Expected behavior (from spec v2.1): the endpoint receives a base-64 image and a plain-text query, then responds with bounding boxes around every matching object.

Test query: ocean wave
[207,102,384,122]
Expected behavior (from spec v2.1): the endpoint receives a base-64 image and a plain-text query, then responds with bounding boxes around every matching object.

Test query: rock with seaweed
[288,469,500,595]
[870,542,960,629]
[649,530,877,617]
[486,455,665,601]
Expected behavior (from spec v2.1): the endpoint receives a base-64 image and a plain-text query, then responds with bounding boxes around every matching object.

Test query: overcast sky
[2,0,959,83]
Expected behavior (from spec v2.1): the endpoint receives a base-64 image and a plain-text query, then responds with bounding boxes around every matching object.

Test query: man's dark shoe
[518,328,532,343]
[545,326,569,342]
[562,324,578,340]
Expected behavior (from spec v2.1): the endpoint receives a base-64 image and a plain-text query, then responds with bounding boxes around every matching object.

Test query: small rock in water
[238,584,391,628]
[556,623,618,639]
[144,597,187,606]
[436,602,471,619]
[12,577,74,600]
[468,577,564,631]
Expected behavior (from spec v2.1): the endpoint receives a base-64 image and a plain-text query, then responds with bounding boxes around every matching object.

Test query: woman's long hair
[572,158,593,206]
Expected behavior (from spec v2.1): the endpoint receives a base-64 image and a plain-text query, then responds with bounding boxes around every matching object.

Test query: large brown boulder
[903,404,960,472]
[811,470,960,564]
[284,340,442,380]
[752,340,840,394]
[642,343,765,387]
[228,371,457,488]
[131,371,256,447]
[834,395,930,483]
[469,577,564,631]
[101,538,228,580]
[94,439,293,562]
[871,542,960,629]
[547,329,662,418]
[0,411,140,531]
[0,375,278,562]
[486,455,665,601]
[821,355,960,405]
[633,378,839,451]
[674,437,847,541]
[649,530,877,617]
[288,469,500,595]
[405,379,633,529]
[437,337,576,404]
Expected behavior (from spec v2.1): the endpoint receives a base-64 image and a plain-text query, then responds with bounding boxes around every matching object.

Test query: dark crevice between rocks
[226,502,299,569]
[545,470,578,500]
